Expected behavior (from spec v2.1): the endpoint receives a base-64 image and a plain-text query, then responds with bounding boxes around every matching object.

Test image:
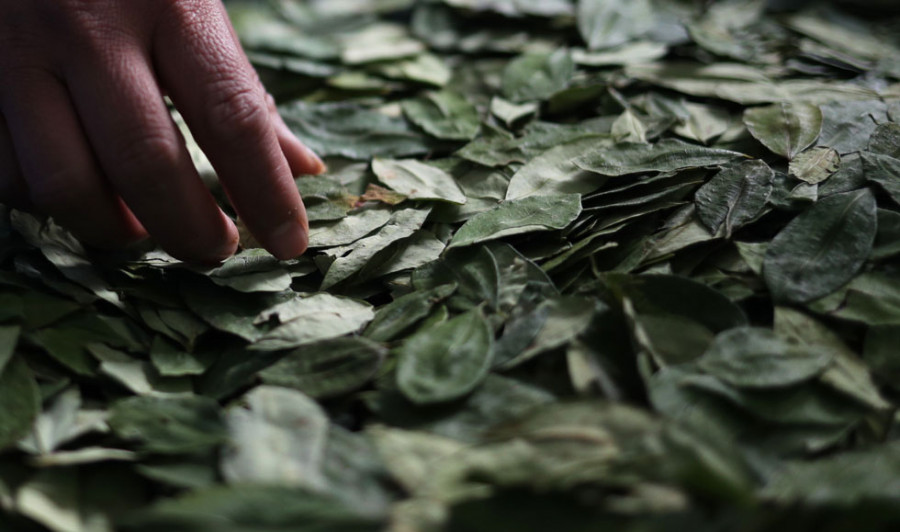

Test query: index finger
[153,0,308,260]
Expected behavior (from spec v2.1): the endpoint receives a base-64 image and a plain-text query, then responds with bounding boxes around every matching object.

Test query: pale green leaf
[372,158,466,204]
[448,194,582,249]
[743,102,823,160]
[575,139,745,176]
[790,147,841,185]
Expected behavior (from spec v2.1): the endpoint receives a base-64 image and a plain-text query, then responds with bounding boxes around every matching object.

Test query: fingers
[0,69,146,248]
[64,46,239,263]
[219,9,324,178]
[0,112,30,210]
[265,92,326,177]
[153,1,309,260]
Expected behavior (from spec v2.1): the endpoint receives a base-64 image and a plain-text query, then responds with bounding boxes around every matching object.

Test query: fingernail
[208,217,239,263]
[269,217,308,260]
[304,145,327,175]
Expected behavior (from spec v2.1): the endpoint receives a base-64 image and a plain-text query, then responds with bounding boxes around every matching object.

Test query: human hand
[0,0,324,262]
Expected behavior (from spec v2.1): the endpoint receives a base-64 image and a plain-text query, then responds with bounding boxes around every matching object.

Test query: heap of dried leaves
[1,0,900,530]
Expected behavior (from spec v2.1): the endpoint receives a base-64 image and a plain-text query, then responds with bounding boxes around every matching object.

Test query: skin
[0,0,325,262]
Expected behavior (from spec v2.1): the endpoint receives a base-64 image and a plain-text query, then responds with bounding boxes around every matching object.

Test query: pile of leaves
[2,0,900,530]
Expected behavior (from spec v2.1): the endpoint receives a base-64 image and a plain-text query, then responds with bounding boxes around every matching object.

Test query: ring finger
[0,69,147,248]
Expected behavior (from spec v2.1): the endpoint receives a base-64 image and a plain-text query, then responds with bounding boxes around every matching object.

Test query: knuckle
[37,2,133,58]
[114,131,181,180]
[204,83,269,142]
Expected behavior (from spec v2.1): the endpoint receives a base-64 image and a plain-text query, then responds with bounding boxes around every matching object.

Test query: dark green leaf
[397,308,494,405]
[502,49,574,103]
[280,102,437,160]
[364,284,457,342]
[695,160,774,237]
[259,338,387,399]
[699,327,833,388]
[0,357,40,452]
[764,188,878,304]
[402,91,480,141]
[108,396,227,455]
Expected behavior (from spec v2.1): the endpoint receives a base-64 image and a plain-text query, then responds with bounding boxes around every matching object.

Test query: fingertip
[160,210,239,264]
[207,211,241,263]
[265,215,308,260]
[303,144,327,176]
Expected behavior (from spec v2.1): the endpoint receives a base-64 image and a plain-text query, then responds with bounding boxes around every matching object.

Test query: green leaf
[375,53,453,87]
[19,388,93,455]
[412,246,501,312]
[0,357,40,452]
[573,41,668,66]
[490,97,538,129]
[575,139,745,176]
[577,0,655,50]
[108,396,227,455]
[397,308,494,405]
[764,442,900,505]
[402,91,480,141]
[673,101,732,145]
[743,102,823,160]
[698,327,833,388]
[609,273,749,333]
[259,338,387,399]
[308,209,393,249]
[505,136,611,200]
[280,102,437,160]
[221,386,330,487]
[364,229,446,278]
[0,324,20,374]
[90,343,193,398]
[181,281,289,342]
[627,62,880,105]
[695,160,774,237]
[125,485,384,531]
[458,122,604,167]
[775,307,890,411]
[321,207,431,289]
[340,23,424,65]
[150,336,210,378]
[865,325,900,389]
[818,100,888,155]
[809,272,900,326]
[372,158,467,204]
[861,153,900,206]
[445,0,573,17]
[764,188,878,304]
[252,294,375,351]
[448,194,582,249]
[495,296,597,369]
[364,284,457,342]
[502,49,574,102]
[867,122,900,158]
[28,313,140,376]
[790,147,841,185]
[205,250,293,294]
